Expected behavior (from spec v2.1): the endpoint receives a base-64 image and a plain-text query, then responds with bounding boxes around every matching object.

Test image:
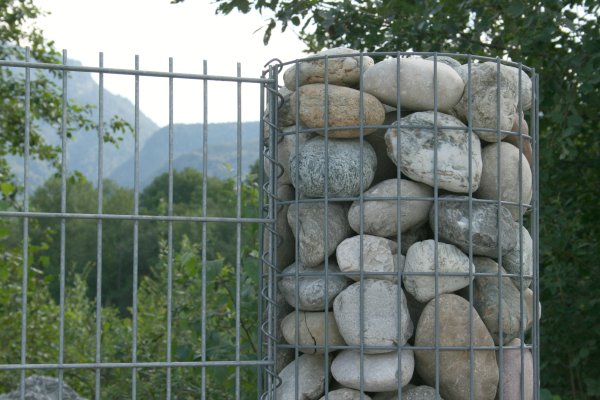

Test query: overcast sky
[35,0,308,125]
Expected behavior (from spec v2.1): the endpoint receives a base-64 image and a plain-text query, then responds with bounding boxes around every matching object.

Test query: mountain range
[7,59,260,191]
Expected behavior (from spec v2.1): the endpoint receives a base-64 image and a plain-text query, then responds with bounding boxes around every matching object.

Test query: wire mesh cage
[260,51,539,400]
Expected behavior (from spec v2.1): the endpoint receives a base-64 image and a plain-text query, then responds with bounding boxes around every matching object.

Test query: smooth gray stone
[523,288,541,332]
[385,111,483,193]
[333,280,412,352]
[279,260,351,311]
[363,58,464,113]
[415,294,499,400]
[290,136,377,198]
[425,55,462,69]
[502,225,533,289]
[289,84,386,138]
[331,349,414,392]
[497,338,534,400]
[472,257,527,345]
[453,62,532,142]
[319,388,373,400]
[288,202,353,267]
[276,354,326,400]
[284,47,374,90]
[281,311,346,354]
[0,376,84,400]
[336,235,404,282]
[431,196,518,257]
[348,179,433,237]
[476,142,532,220]
[403,240,473,303]
[263,184,295,270]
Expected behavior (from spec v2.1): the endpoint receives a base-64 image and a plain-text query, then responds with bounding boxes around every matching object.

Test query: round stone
[472,257,527,345]
[502,225,533,289]
[476,142,532,220]
[283,47,375,90]
[336,235,404,282]
[318,388,373,400]
[415,294,499,400]
[333,280,412,353]
[263,184,295,269]
[498,338,534,400]
[264,126,315,185]
[432,196,518,257]
[289,83,386,138]
[288,202,353,268]
[403,240,473,303]
[503,113,533,168]
[281,311,346,354]
[290,136,377,198]
[331,349,414,392]
[523,288,541,333]
[385,111,483,193]
[453,62,532,142]
[348,179,433,237]
[363,58,464,113]
[276,354,326,400]
[278,261,351,311]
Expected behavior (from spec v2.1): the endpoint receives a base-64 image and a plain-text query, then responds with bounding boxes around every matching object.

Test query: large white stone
[331,349,414,392]
[476,142,532,220]
[336,235,404,282]
[284,47,374,90]
[453,62,532,142]
[276,354,326,400]
[348,179,433,237]
[333,280,412,353]
[363,58,465,113]
[281,311,346,354]
[403,240,474,303]
[385,111,483,193]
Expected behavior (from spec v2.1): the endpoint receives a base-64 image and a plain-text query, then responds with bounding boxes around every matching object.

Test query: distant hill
[7,59,159,189]
[108,122,260,188]
[6,59,261,190]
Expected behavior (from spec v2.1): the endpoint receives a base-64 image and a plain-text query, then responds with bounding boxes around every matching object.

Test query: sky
[35,0,309,126]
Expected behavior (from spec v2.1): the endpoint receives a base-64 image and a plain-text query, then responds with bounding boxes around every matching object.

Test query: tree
[173,0,600,398]
[0,0,130,203]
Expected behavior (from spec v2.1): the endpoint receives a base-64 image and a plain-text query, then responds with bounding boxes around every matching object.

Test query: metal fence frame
[0,50,274,399]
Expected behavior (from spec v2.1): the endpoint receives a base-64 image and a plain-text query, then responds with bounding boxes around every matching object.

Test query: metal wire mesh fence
[260,51,539,399]
[0,50,273,399]
[0,49,539,399]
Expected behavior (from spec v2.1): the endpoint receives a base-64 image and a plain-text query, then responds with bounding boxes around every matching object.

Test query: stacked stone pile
[267,48,538,400]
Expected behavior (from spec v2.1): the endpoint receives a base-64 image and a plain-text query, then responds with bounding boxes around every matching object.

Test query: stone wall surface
[267,49,537,399]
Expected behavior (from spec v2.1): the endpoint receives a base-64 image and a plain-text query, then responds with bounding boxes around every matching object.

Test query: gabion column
[261,50,539,400]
